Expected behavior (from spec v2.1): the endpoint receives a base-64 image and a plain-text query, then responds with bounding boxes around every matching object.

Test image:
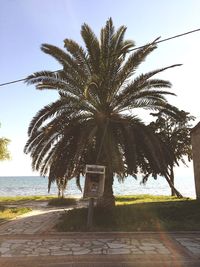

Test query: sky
[0,0,200,180]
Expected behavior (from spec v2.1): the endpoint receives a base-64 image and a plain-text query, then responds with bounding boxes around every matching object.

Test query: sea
[0,175,196,198]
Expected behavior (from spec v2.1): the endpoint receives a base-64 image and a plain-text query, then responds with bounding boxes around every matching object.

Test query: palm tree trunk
[97,170,115,208]
[58,188,61,198]
[61,188,65,198]
[165,174,183,198]
[169,164,176,196]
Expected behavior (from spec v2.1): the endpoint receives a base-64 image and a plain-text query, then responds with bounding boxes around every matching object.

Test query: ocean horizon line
[0,175,196,198]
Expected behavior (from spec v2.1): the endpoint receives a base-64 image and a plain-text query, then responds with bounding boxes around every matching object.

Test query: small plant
[48,197,77,207]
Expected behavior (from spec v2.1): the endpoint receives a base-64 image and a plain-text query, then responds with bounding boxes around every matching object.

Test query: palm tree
[24,18,181,207]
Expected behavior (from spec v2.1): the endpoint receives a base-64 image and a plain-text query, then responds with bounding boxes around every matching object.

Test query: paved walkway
[0,204,200,266]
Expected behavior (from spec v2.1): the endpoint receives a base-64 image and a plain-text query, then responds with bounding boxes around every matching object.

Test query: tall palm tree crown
[24,18,181,204]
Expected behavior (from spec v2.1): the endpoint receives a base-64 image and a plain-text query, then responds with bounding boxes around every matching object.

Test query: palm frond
[64,38,91,75]
[81,23,100,73]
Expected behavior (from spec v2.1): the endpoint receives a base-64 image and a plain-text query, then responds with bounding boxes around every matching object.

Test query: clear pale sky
[0,0,199,177]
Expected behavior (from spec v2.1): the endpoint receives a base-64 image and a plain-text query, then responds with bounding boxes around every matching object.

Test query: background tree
[24,18,181,207]
[56,176,67,198]
[0,124,10,161]
[148,110,195,196]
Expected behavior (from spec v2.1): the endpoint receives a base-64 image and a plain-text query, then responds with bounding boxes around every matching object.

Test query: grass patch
[115,194,188,205]
[48,197,77,207]
[0,206,32,223]
[0,195,56,205]
[56,195,200,232]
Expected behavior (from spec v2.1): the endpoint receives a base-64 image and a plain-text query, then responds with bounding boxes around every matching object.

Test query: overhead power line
[0,27,200,88]
[0,70,58,87]
[129,28,200,52]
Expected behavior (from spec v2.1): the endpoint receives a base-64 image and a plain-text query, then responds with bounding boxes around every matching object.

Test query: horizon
[0,174,196,198]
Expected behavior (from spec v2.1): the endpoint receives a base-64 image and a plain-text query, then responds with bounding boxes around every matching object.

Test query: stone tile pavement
[0,235,175,257]
[0,208,64,235]
[176,236,200,256]
[0,206,200,266]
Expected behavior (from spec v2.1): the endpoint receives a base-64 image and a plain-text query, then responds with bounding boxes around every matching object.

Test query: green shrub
[48,197,77,207]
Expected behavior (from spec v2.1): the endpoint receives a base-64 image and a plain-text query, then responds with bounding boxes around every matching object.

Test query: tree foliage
[144,110,195,196]
[0,124,10,161]
[150,110,195,165]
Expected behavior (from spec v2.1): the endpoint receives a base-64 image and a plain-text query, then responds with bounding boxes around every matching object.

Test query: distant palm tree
[24,18,181,207]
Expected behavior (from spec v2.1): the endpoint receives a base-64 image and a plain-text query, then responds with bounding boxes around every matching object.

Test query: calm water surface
[0,175,196,198]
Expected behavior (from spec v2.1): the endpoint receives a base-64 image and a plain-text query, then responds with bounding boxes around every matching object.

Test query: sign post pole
[87,197,94,229]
